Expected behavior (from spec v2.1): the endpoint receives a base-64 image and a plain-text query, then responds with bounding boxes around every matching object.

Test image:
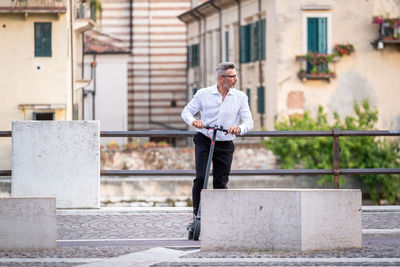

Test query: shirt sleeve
[181,92,202,127]
[238,94,254,135]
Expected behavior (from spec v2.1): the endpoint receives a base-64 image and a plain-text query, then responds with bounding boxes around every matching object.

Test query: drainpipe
[147,0,152,127]
[190,11,202,89]
[210,0,222,63]
[93,54,96,120]
[195,9,207,87]
[258,0,264,128]
[182,19,189,121]
[234,0,242,91]
[81,32,85,79]
[69,0,75,119]
[129,0,133,51]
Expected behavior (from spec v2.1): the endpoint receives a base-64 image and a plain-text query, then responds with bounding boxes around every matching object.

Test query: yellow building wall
[0,13,69,169]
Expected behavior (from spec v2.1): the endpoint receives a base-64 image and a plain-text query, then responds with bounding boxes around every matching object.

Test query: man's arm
[181,93,203,128]
[237,94,254,135]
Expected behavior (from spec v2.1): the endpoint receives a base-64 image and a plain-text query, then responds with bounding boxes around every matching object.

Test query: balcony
[295,53,338,82]
[74,2,95,32]
[371,17,400,50]
[0,0,66,14]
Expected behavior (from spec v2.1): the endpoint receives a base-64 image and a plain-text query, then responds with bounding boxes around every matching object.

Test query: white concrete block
[201,189,361,252]
[12,121,100,208]
[0,198,56,250]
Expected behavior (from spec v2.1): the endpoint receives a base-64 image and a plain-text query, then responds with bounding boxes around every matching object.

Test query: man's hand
[226,126,241,135]
[192,120,205,129]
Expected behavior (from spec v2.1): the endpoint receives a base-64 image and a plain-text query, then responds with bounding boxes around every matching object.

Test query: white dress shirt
[181,84,254,141]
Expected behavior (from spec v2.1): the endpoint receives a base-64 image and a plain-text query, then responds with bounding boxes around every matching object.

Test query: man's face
[219,68,238,89]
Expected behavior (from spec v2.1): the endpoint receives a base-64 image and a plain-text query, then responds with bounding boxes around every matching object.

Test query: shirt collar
[213,84,234,95]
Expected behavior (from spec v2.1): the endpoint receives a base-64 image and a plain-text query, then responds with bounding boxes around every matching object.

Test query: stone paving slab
[0,207,399,267]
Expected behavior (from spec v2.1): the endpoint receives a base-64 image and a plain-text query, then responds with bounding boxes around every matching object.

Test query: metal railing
[1,129,400,188]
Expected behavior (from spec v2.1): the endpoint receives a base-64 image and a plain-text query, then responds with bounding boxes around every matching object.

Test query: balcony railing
[0,0,66,13]
[1,129,400,189]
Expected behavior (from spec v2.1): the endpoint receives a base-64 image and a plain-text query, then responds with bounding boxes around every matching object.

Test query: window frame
[34,22,52,57]
[302,12,332,55]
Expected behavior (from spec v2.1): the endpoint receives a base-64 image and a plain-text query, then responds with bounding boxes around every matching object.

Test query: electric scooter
[189,125,227,241]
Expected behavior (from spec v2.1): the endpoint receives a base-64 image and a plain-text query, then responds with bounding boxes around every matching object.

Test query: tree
[262,99,400,204]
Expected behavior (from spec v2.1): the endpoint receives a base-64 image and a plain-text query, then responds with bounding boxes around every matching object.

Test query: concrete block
[0,198,56,250]
[12,121,100,208]
[201,189,361,252]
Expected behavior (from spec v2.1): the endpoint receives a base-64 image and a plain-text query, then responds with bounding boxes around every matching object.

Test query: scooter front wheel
[193,218,201,241]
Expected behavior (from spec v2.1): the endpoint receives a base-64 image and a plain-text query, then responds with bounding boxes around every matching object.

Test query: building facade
[0,0,95,169]
[179,0,400,131]
[83,30,130,145]
[99,0,191,131]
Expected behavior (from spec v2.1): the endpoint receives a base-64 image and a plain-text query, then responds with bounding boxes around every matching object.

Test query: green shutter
[240,24,252,63]
[193,88,198,96]
[260,19,266,60]
[307,18,318,53]
[249,23,254,62]
[34,22,52,57]
[240,25,246,63]
[225,31,229,61]
[246,88,251,110]
[257,86,265,114]
[192,44,199,67]
[318,17,327,54]
[187,45,191,68]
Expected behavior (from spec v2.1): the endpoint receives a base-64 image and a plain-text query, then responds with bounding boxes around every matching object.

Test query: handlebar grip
[205,125,228,132]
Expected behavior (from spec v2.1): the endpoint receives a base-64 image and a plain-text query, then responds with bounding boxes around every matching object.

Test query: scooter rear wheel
[193,218,201,241]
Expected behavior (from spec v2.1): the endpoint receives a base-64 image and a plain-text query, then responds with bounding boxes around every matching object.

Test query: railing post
[333,128,340,189]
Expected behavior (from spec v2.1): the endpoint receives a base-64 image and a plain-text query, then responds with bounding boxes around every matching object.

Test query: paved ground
[0,206,399,266]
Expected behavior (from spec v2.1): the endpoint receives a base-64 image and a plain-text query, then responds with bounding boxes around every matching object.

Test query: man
[181,62,254,238]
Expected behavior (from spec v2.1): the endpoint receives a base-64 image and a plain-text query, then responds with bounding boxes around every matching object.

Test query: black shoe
[187,222,194,240]
[187,214,196,240]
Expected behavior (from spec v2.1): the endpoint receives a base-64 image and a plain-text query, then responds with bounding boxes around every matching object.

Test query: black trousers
[192,132,235,215]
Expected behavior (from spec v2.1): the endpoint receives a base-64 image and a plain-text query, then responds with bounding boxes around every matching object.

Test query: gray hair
[216,62,236,78]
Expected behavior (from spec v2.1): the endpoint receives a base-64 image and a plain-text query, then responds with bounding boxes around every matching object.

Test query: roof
[84,30,130,54]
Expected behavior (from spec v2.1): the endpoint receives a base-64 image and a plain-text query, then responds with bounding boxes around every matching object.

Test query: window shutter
[260,19,266,60]
[318,17,327,54]
[192,44,199,67]
[225,31,229,62]
[187,45,191,68]
[240,25,246,63]
[246,24,252,63]
[257,86,265,114]
[34,22,52,57]
[193,88,198,96]
[307,18,318,53]
[246,88,251,110]
[307,18,318,72]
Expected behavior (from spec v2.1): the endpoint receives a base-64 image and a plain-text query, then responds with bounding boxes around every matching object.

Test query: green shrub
[262,99,400,204]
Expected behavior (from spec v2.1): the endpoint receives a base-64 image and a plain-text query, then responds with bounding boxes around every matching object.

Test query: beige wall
[0,13,70,169]
[184,0,400,131]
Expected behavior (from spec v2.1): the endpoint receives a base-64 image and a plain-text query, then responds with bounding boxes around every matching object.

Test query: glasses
[221,74,238,79]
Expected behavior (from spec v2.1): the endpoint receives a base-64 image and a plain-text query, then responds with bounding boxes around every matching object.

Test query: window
[225,31,229,61]
[303,14,331,73]
[307,17,327,54]
[257,86,265,114]
[240,24,252,63]
[33,112,54,120]
[208,31,214,74]
[188,43,200,68]
[241,19,266,63]
[255,19,266,61]
[246,88,251,110]
[34,22,52,57]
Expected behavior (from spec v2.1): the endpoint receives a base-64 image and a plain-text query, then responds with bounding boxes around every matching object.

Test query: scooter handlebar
[204,125,228,132]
